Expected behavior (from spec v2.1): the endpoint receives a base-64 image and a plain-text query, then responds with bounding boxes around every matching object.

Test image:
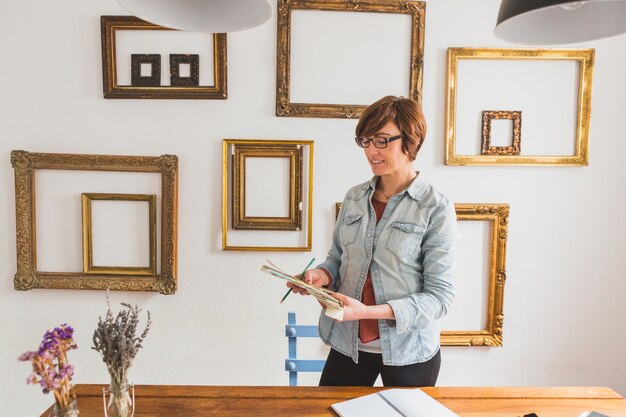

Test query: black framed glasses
[355,134,403,149]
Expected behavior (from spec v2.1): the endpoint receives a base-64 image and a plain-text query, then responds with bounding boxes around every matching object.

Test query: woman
[288,95,459,387]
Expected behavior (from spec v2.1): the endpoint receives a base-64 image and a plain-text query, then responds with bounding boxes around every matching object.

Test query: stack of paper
[332,388,459,417]
[260,260,344,320]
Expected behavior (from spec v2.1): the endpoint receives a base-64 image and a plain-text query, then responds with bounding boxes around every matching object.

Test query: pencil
[280,257,316,303]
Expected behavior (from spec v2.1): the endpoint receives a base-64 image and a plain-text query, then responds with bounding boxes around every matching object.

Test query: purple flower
[59,364,74,379]
[19,323,77,404]
[57,325,74,340]
[18,351,36,361]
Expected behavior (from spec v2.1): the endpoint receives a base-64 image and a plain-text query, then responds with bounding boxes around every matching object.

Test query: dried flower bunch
[92,293,151,390]
[18,324,77,409]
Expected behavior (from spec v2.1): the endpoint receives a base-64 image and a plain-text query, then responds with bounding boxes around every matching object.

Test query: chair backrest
[285,311,326,386]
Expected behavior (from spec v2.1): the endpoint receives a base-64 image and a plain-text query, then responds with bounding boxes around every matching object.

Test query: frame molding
[222,139,314,251]
[276,0,425,118]
[441,204,509,347]
[481,110,522,156]
[232,144,303,231]
[101,15,227,99]
[445,48,594,166]
[81,193,157,276]
[11,150,178,294]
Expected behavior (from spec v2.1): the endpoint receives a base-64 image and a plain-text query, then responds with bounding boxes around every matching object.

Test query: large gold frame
[276,0,425,118]
[11,150,178,294]
[101,16,227,99]
[232,144,303,231]
[442,204,509,347]
[222,139,314,251]
[445,48,594,166]
[81,193,157,276]
[334,202,509,346]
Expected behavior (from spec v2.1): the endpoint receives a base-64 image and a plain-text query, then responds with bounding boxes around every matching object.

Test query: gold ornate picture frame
[222,139,314,251]
[101,15,227,99]
[81,193,157,276]
[481,110,522,156]
[276,0,425,118]
[11,150,178,294]
[441,204,509,347]
[445,48,594,166]
[334,202,508,346]
[232,143,303,231]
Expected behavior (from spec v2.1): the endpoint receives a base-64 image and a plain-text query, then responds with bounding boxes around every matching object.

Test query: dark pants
[319,348,441,387]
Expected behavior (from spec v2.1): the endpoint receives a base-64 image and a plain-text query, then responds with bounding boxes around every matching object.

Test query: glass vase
[103,383,135,417]
[49,398,79,417]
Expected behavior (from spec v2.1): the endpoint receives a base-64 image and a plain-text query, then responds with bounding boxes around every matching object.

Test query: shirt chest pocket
[339,214,363,246]
[387,222,426,258]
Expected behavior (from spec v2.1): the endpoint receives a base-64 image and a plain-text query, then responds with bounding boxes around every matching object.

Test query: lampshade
[116,0,272,33]
[494,0,626,44]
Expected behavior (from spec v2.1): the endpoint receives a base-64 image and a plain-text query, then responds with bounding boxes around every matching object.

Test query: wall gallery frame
[11,150,178,294]
[444,203,509,347]
[276,0,425,119]
[445,48,594,166]
[101,15,227,99]
[481,110,522,156]
[222,139,314,251]
[232,143,303,231]
[334,202,509,347]
[81,193,157,276]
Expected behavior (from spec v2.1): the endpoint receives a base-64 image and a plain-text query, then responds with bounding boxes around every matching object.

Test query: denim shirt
[317,174,459,366]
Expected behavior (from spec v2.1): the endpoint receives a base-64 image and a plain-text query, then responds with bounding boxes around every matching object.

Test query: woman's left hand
[330,292,368,322]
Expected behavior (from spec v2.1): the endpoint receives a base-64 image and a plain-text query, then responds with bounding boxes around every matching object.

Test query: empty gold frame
[232,144,303,231]
[445,48,594,166]
[276,0,425,118]
[11,150,178,294]
[442,204,509,347]
[101,16,227,99]
[222,139,314,251]
[82,193,157,276]
[481,110,522,156]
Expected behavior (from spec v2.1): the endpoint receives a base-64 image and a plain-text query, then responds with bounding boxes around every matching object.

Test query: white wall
[1,1,625,416]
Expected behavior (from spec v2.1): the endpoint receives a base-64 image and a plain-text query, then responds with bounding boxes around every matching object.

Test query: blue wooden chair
[285,311,326,386]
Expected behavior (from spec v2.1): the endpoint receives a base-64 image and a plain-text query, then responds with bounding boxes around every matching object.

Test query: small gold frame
[481,110,522,156]
[101,15,227,99]
[11,150,178,294]
[441,204,509,347]
[82,193,157,276]
[334,201,508,346]
[276,0,425,118]
[222,139,314,251]
[232,143,303,231]
[445,48,594,166]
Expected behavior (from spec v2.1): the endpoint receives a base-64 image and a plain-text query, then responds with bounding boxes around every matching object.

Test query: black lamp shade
[494,0,626,44]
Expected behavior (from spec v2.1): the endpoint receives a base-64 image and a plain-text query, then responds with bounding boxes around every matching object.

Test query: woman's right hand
[287,268,330,295]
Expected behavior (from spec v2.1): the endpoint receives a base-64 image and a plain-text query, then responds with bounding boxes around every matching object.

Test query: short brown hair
[355,96,426,160]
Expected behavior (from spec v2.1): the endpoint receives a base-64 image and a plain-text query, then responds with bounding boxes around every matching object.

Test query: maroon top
[359,197,387,343]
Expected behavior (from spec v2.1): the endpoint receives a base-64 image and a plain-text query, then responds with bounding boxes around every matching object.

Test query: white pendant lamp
[494,0,626,44]
[116,0,273,33]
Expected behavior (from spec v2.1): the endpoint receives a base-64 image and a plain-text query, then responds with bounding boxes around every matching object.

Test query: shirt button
[367,233,371,237]
[356,296,361,301]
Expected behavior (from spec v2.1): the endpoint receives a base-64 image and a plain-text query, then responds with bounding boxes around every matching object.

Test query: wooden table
[41,385,626,417]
